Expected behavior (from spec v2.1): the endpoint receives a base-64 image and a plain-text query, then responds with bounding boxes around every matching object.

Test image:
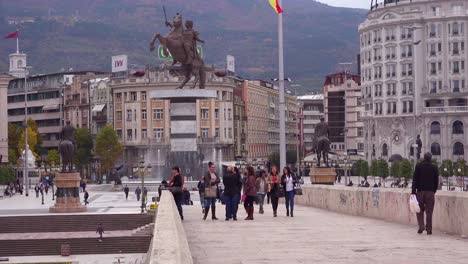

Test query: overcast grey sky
[317,0,369,9]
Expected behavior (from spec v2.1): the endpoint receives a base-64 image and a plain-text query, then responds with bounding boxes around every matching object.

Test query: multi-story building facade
[361,0,468,161]
[233,80,247,160]
[111,66,236,178]
[0,74,13,163]
[7,72,100,150]
[89,77,112,137]
[64,73,109,129]
[324,73,364,154]
[239,80,299,162]
[298,94,324,155]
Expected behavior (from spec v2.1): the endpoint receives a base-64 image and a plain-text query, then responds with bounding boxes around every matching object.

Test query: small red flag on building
[5,31,19,39]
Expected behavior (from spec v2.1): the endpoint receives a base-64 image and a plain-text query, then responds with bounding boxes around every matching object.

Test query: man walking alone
[124,185,130,200]
[412,152,439,235]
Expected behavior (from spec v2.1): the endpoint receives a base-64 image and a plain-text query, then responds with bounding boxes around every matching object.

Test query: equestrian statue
[314,117,331,168]
[149,8,206,89]
[59,120,75,172]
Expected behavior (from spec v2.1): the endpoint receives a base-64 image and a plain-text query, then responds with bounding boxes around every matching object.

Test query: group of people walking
[195,163,301,221]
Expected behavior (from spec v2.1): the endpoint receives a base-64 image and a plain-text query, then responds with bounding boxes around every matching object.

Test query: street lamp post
[139,158,146,213]
[51,162,55,201]
[457,168,462,191]
[20,66,32,197]
[41,161,45,205]
[444,167,448,191]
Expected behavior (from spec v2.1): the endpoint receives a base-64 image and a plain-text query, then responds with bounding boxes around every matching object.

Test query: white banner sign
[112,55,128,73]
[227,55,235,73]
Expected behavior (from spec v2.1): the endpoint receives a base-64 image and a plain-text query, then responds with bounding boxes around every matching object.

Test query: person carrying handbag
[267,165,281,217]
[168,167,184,221]
[281,166,298,217]
[203,162,220,220]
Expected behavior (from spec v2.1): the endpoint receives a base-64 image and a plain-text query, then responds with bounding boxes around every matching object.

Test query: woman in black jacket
[223,166,242,221]
[168,166,184,220]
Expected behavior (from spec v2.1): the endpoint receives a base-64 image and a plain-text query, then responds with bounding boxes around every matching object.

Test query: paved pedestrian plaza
[183,203,468,264]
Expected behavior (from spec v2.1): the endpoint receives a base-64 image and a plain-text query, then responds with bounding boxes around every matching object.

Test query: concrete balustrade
[146,190,193,264]
[295,185,468,237]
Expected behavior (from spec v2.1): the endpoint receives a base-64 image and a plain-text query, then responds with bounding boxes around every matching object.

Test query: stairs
[0,236,152,257]
[131,223,155,237]
[0,214,154,234]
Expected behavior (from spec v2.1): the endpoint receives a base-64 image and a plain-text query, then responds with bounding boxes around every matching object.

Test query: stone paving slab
[183,203,468,264]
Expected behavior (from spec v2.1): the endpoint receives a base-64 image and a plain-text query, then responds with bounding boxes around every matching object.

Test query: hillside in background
[0,0,367,93]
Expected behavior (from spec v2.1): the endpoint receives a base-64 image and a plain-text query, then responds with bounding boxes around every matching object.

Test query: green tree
[352,160,369,180]
[8,148,18,165]
[440,160,453,177]
[46,149,60,168]
[95,126,123,181]
[8,124,21,160]
[370,159,379,184]
[390,160,401,179]
[378,159,389,187]
[400,159,413,182]
[74,128,94,178]
[18,127,38,159]
[26,119,44,156]
[268,152,280,169]
[0,166,15,185]
[268,151,298,167]
[286,151,297,165]
[454,159,466,176]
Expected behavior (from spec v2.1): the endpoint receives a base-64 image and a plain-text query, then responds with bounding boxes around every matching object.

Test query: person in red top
[243,166,257,220]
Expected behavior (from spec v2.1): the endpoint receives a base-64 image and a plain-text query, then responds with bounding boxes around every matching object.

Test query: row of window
[361,21,465,48]
[372,101,414,115]
[430,121,464,135]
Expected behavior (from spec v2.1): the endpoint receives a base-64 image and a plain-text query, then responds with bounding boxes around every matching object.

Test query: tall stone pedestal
[310,167,336,185]
[49,172,87,213]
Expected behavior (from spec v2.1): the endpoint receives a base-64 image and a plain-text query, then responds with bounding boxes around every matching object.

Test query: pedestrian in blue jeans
[223,166,242,221]
[281,166,298,217]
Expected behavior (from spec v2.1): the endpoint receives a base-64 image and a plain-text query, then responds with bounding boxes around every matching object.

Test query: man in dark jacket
[124,185,130,200]
[412,152,439,235]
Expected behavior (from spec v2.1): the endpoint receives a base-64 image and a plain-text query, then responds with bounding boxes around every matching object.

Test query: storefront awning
[42,104,59,111]
[92,104,106,112]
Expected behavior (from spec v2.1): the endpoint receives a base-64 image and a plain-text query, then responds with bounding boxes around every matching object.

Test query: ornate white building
[360,0,468,162]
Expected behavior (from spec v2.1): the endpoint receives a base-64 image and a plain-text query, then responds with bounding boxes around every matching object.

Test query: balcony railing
[423,106,468,114]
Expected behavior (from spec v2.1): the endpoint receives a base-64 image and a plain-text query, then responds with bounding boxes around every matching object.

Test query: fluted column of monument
[50,121,86,213]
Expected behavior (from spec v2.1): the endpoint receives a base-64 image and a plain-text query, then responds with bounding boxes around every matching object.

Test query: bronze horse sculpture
[314,117,331,168]
[59,121,75,172]
[149,13,206,89]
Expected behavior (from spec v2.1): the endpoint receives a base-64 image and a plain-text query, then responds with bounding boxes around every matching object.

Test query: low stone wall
[146,190,193,264]
[295,186,468,237]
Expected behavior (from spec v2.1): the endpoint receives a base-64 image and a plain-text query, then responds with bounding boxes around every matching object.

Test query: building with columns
[110,66,236,178]
[361,0,468,162]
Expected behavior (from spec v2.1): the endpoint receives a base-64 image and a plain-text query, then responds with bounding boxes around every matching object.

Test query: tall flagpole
[16,29,19,53]
[278,0,286,170]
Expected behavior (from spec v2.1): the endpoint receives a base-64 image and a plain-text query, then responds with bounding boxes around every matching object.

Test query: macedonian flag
[268,0,283,14]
